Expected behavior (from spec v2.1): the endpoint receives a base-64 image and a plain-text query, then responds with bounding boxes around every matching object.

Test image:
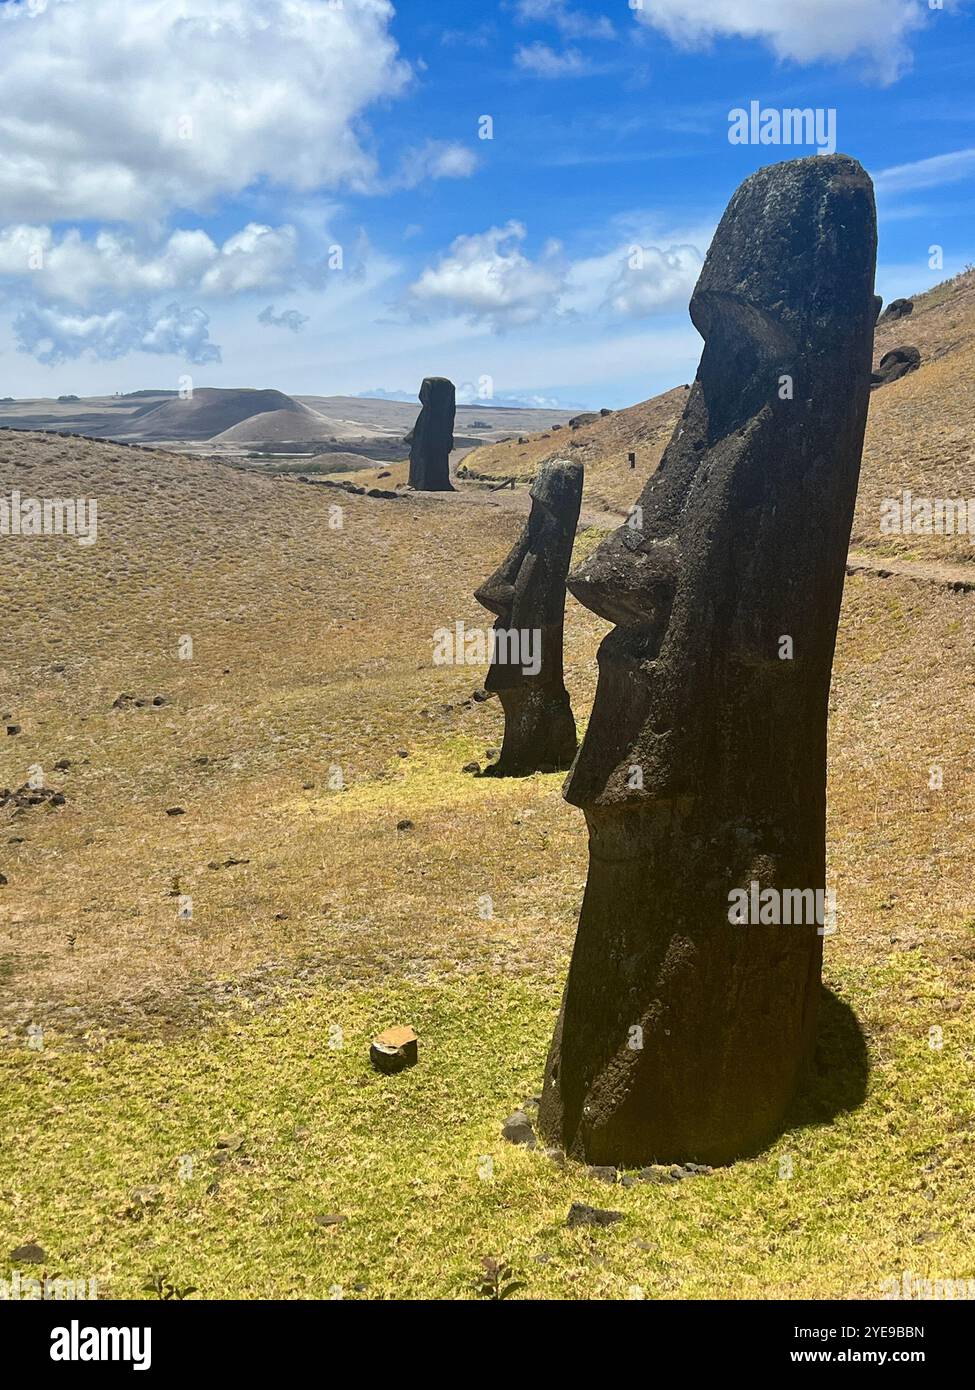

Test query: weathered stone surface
[871,345,920,388]
[878,297,913,322]
[538,155,878,1167]
[566,1202,623,1229]
[408,377,455,491]
[474,459,583,777]
[370,1024,418,1073]
[501,1110,537,1146]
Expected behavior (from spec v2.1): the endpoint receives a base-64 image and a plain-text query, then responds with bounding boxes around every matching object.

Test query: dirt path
[845,550,975,593]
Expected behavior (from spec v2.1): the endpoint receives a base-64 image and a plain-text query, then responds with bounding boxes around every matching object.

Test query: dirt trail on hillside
[846,550,975,592]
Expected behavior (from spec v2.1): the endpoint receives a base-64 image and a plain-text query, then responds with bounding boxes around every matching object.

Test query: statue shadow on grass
[782,985,870,1138]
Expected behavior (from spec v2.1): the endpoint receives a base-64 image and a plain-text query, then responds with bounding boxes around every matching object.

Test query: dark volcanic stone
[10,1243,47,1263]
[878,297,913,322]
[566,1202,623,1229]
[474,459,583,777]
[408,377,455,491]
[871,345,920,388]
[538,155,878,1168]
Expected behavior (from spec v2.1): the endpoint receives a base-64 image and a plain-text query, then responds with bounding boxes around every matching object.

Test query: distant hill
[117,387,306,441]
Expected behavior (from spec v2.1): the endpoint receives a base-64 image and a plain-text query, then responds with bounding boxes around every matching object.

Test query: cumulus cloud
[0,222,298,307]
[0,0,412,221]
[408,221,704,332]
[515,43,589,77]
[14,302,220,366]
[632,0,939,83]
[602,244,704,318]
[258,305,310,332]
[407,222,566,331]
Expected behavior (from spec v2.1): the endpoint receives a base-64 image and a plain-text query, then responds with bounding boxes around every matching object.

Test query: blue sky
[0,0,973,408]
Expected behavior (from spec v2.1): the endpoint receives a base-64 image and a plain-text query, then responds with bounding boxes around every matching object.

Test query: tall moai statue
[408,377,455,491]
[538,155,878,1167]
[475,459,583,776]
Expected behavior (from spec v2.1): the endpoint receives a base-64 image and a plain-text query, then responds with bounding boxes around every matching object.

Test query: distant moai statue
[408,377,456,491]
[538,155,878,1167]
[475,459,583,776]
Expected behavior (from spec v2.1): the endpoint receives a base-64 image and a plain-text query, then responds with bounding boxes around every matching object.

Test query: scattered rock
[587,1165,618,1184]
[461,761,481,775]
[0,784,66,813]
[501,1110,536,1147]
[129,1186,163,1209]
[396,819,414,831]
[215,1135,245,1151]
[472,688,492,703]
[370,1024,418,1074]
[6,725,21,736]
[396,749,409,758]
[53,759,71,771]
[568,412,599,429]
[566,1202,623,1229]
[10,1242,46,1264]
[637,1166,680,1185]
[165,806,186,817]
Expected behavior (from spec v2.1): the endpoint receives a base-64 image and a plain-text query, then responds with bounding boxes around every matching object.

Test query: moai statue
[538,155,878,1167]
[475,459,583,776]
[408,377,456,491]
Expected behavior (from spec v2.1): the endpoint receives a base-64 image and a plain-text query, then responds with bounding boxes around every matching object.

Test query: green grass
[2,964,972,1301]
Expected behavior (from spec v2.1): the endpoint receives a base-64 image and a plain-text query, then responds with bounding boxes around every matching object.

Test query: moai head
[474,458,583,774]
[476,460,583,692]
[564,154,878,819]
[539,155,878,1166]
[408,377,455,491]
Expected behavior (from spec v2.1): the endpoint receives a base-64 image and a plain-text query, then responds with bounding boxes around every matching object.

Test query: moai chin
[538,155,878,1167]
[475,459,583,776]
[408,377,455,491]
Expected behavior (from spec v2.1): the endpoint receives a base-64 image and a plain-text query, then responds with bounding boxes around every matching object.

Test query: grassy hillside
[1,276,974,1301]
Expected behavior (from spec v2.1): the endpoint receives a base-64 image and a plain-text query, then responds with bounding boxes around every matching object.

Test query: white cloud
[198,224,298,296]
[386,141,479,190]
[601,244,704,318]
[407,222,566,331]
[14,302,220,366]
[632,0,938,83]
[515,43,589,77]
[408,220,705,332]
[873,147,975,196]
[0,0,411,222]
[0,222,298,306]
[515,0,616,40]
